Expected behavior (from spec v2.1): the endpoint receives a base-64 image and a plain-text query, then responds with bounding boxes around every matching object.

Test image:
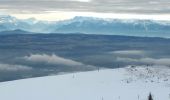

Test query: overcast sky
[0,0,170,21]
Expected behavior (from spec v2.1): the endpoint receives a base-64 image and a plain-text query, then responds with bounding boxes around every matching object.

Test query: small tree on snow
[148,93,153,100]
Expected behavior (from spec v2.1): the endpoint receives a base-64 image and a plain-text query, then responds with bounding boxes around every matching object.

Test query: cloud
[116,57,170,66]
[0,63,32,71]
[110,50,145,56]
[0,0,169,15]
[70,0,91,2]
[141,58,170,66]
[23,54,84,66]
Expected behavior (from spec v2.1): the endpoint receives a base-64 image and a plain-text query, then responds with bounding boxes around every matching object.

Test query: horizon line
[2,11,170,21]
[1,14,170,22]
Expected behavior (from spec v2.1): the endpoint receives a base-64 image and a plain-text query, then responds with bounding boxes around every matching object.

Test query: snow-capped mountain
[0,15,170,37]
[0,15,53,33]
[0,66,169,100]
[0,15,19,31]
[53,16,170,37]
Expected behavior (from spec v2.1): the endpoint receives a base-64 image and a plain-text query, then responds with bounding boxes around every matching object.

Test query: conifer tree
[148,93,153,100]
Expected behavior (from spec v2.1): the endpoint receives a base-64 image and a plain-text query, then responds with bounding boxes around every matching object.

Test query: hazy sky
[0,0,170,21]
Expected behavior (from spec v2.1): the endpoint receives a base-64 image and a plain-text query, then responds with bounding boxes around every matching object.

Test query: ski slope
[0,65,170,100]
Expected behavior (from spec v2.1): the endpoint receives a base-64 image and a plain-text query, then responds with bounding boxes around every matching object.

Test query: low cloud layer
[110,50,145,56]
[24,54,84,66]
[0,63,32,71]
[117,57,170,66]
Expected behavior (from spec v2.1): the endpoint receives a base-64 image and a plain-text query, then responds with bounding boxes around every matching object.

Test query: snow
[0,66,170,100]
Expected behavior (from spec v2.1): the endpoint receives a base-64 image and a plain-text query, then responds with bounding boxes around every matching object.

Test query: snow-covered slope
[0,66,170,100]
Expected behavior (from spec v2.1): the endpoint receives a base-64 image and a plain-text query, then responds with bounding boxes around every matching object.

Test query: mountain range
[0,15,170,37]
